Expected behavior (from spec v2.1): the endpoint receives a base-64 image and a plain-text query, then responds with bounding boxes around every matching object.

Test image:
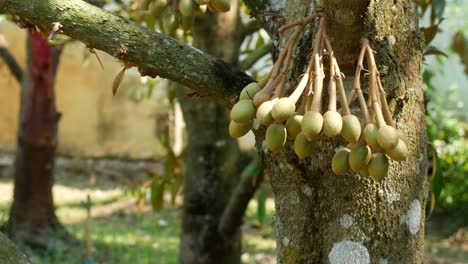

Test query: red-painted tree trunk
[6,31,62,244]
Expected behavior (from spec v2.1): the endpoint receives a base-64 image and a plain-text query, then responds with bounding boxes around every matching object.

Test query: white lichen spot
[379,257,388,264]
[215,140,226,147]
[302,186,312,197]
[261,141,269,153]
[329,241,370,264]
[388,35,396,46]
[270,0,286,11]
[391,5,398,14]
[405,199,421,235]
[252,119,260,130]
[386,190,401,204]
[282,237,290,246]
[340,214,354,229]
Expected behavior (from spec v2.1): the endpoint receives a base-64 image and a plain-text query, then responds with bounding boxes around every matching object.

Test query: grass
[0,158,465,264]
[0,173,276,264]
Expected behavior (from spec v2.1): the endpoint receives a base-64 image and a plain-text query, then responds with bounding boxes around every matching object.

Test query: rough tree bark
[6,30,63,245]
[0,0,429,262]
[177,1,260,262]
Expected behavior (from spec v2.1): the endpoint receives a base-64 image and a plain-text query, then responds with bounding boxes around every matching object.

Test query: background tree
[0,0,429,262]
[0,29,64,245]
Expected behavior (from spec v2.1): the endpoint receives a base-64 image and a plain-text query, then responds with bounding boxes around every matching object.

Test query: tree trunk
[178,1,245,263]
[250,1,428,263]
[6,31,62,244]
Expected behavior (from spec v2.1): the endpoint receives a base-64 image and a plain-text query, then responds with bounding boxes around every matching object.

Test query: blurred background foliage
[419,0,468,212]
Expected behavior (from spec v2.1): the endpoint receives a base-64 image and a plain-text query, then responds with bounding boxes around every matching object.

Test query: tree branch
[219,156,264,238]
[0,36,23,83]
[240,42,272,71]
[0,0,254,108]
[242,20,263,38]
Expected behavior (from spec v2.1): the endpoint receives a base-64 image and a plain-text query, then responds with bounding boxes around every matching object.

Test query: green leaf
[420,25,439,46]
[423,46,448,57]
[257,191,266,224]
[431,150,445,201]
[150,176,168,211]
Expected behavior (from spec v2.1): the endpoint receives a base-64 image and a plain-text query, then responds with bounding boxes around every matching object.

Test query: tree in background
[0,28,64,245]
[1,0,429,262]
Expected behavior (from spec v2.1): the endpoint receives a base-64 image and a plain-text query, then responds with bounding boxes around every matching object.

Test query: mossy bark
[248,0,428,263]
[177,1,245,263]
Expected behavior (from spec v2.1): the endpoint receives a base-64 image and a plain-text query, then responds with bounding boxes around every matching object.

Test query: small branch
[240,42,271,71]
[219,157,264,239]
[0,36,23,83]
[242,20,263,38]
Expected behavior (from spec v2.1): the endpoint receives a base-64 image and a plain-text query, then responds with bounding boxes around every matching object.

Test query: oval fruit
[342,114,361,143]
[332,147,351,175]
[294,133,315,159]
[266,124,287,152]
[229,120,251,138]
[286,115,303,140]
[363,123,380,150]
[240,83,261,100]
[253,91,270,107]
[271,97,295,122]
[210,0,230,12]
[180,15,193,31]
[179,0,194,16]
[348,144,372,172]
[149,0,168,17]
[322,111,343,138]
[302,111,323,141]
[386,139,409,161]
[368,153,389,182]
[230,99,255,123]
[162,11,179,34]
[377,125,399,151]
[256,100,275,126]
[359,165,370,177]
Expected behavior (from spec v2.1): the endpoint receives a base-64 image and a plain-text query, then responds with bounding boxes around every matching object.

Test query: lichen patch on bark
[404,199,421,235]
[328,240,370,264]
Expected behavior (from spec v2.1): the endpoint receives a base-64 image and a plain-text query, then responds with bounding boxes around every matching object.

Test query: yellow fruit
[149,0,167,17]
[386,139,409,161]
[294,133,315,159]
[253,91,270,107]
[302,111,323,141]
[230,99,255,123]
[368,153,389,182]
[229,120,251,138]
[341,115,361,143]
[332,147,351,175]
[348,144,372,172]
[363,123,380,150]
[256,100,275,126]
[180,15,193,31]
[162,11,179,34]
[240,83,261,100]
[179,0,195,16]
[359,165,370,177]
[138,0,151,10]
[286,115,303,140]
[210,0,230,12]
[377,125,399,151]
[271,97,295,122]
[322,111,343,138]
[266,124,287,152]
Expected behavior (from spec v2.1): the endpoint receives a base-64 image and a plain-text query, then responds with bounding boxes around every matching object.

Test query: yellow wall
[0,21,169,159]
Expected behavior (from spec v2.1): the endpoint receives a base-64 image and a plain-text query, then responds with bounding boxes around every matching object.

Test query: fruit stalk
[365,45,386,128]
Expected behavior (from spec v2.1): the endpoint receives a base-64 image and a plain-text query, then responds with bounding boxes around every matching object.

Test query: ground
[0,153,465,264]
